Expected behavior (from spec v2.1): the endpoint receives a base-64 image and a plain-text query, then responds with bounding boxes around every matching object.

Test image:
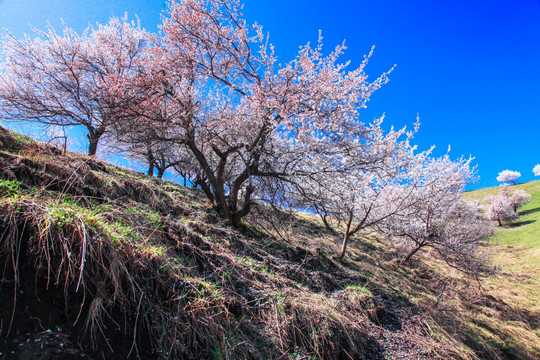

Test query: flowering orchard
[0,0,494,268]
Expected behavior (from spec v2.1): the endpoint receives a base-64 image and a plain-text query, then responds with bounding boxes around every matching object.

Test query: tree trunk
[401,244,424,264]
[185,138,231,222]
[157,168,165,179]
[321,215,334,232]
[147,163,155,177]
[146,148,155,176]
[88,138,98,156]
[338,214,354,260]
[338,232,350,260]
[497,218,502,226]
[230,185,254,227]
[194,178,214,205]
[87,128,105,156]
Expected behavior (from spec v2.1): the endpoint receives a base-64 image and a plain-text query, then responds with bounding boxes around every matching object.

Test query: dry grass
[1,126,538,359]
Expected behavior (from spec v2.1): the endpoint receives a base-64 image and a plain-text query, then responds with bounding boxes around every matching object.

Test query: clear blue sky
[1,0,539,189]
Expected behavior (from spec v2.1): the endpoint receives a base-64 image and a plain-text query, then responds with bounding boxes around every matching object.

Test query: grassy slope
[0,127,538,359]
[468,181,540,304]
[464,181,540,355]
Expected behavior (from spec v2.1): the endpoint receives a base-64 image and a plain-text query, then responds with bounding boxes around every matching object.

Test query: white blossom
[496,170,521,185]
[484,191,518,226]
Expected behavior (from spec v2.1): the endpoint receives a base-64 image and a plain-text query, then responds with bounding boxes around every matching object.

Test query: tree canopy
[0,0,494,269]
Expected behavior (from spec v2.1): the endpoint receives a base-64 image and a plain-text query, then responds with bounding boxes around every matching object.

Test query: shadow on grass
[507,219,536,228]
[463,294,540,358]
[518,207,540,217]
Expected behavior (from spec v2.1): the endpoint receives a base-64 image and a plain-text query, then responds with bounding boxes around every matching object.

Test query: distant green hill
[0,126,538,359]
[468,180,540,249]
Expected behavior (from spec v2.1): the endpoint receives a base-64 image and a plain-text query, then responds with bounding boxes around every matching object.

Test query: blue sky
[1,0,539,189]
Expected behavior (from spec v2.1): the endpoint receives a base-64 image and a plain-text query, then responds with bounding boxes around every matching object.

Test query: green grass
[468,180,540,233]
[468,180,540,286]
[8,129,35,145]
[464,180,540,356]
[0,179,23,196]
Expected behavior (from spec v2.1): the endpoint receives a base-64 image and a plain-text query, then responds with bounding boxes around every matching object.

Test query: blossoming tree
[297,119,431,259]
[488,185,530,217]
[484,191,518,226]
[115,0,395,225]
[496,170,521,185]
[0,16,149,155]
[502,187,531,213]
[380,155,494,274]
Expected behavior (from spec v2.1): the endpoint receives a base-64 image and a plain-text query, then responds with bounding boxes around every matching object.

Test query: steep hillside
[0,126,538,359]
